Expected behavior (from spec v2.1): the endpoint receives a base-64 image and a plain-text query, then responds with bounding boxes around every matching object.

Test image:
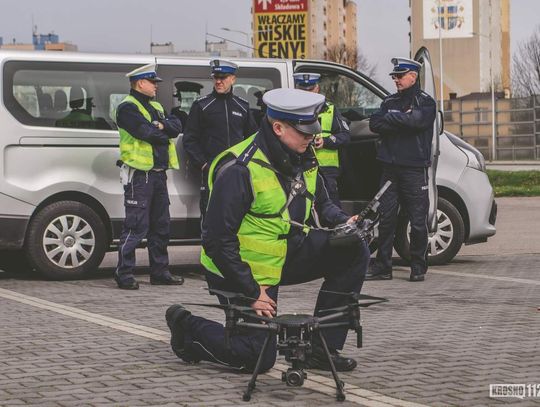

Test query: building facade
[410,0,510,99]
[0,31,77,52]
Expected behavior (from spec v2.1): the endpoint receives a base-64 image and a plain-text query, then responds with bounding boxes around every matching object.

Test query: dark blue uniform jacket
[369,82,436,168]
[183,89,257,169]
[201,119,350,300]
[116,89,182,169]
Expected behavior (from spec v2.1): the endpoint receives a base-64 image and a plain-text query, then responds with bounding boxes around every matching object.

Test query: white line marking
[0,287,430,407]
[394,267,540,285]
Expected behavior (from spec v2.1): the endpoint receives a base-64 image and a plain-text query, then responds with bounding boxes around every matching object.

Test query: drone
[184,287,388,402]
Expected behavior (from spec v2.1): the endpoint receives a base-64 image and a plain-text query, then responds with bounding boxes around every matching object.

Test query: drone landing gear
[243,333,271,401]
[241,330,346,402]
[317,330,346,402]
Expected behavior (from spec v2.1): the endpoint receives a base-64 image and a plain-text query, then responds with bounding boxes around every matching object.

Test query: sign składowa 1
[253,0,309,59]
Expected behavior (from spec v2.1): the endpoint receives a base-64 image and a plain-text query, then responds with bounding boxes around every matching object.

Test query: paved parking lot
[1,197,539,406]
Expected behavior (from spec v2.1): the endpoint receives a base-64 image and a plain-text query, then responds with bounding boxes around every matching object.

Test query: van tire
[25,201,107,280]
[393,198,465,265]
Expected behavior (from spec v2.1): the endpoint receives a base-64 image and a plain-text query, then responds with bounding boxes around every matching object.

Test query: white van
[0,49,496,279]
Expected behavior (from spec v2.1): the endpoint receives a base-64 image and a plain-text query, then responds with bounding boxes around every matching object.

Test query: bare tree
[322,44,378,112]
[512,24,540,97]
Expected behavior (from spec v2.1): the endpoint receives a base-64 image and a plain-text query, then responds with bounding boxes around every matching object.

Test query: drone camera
[282,368,307,387]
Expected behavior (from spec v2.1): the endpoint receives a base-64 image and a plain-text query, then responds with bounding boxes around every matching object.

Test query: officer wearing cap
[368,57,436,282]
[170,81,204,128]
[294,73,350,207]
[166,88,369,373]
[182,59,257,219]
[114,63,184,289]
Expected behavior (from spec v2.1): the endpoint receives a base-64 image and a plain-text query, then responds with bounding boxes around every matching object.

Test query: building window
[474,107,489,123]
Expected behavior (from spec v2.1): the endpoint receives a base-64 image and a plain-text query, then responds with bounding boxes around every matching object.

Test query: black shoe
[409,265,427,282]
[114,272,139,290]
[151,274,184,285]
[365,264,392,280]
[165,304,198,362]
[304,345,357,372]
[409,267,426,282]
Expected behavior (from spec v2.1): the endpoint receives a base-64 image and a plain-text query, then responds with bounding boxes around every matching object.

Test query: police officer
[367,57,436,282]
[165,88,369,373]
[294,73,350,207]
[182,59,257,218]
[170,81,203,129]
[114,63,184,290]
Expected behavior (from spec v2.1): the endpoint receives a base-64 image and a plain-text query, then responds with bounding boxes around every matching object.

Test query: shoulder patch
[236,142,258,166]
[233,95,249,104]
[195,94,210,103]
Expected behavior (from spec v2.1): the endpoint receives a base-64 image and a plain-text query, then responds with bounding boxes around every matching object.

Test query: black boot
[304,343,357,372]
[114,271,139,290]
[409,266,426,282]
[365,263,392,280]
[151,272,184,285]
[165,304,198,362]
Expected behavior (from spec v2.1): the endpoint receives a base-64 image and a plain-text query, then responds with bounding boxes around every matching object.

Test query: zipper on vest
[145,171,149,184]
[225,99,230,147]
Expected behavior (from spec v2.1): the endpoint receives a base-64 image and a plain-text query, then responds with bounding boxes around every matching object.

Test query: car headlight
[446,132,486,172]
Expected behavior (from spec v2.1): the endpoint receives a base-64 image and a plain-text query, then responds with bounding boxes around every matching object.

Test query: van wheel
[25,201,107,280]
[393,198,465,265]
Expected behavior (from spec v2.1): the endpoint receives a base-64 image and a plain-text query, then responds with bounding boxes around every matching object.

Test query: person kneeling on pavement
[165,88,370,373]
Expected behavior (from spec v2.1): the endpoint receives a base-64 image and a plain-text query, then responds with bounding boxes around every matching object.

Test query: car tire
[393,197,465,265]
[25,201,107,280]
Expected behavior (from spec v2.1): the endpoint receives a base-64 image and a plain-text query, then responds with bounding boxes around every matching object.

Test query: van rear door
[414,47,440,233]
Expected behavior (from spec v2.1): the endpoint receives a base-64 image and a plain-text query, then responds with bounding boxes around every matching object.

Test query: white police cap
[126,63,162,82]
[390,57,421,75]
[293,72,321,88]
[263,88,325,135]
[210,59,238,75]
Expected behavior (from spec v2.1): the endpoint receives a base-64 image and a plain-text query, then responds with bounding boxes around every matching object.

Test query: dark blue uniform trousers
[375,163,430,271]
[182,230,369,372]
[116,170,170,280]
[320,166,342,208]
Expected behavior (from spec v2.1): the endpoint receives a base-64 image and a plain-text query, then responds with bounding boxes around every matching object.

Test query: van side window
[4,61,140,131]
[295,67,382,121]
[159,65,281,127]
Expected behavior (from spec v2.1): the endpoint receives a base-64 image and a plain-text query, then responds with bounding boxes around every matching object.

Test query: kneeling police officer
[114,64,184,290]
[165,88,369,373]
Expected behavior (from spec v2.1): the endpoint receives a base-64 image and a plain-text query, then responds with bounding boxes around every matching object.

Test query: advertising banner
[423,0,473,39]
[253,0,309,59]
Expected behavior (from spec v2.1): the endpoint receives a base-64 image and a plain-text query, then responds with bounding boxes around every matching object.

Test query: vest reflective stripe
[200,134,317,286]
[118,95,179,171]
[315,103,339,168]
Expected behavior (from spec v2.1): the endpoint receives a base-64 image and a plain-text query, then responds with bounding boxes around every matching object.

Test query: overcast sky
[1,0,538,90]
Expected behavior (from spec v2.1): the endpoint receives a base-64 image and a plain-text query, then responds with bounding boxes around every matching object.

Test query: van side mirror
[437,110,444,135]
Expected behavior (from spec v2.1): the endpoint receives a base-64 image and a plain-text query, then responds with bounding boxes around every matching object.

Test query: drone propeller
[183,302,259,312]
[205,287,277,306]
[320,290,387,302]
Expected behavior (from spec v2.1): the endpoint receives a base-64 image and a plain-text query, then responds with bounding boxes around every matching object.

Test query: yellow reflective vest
[200,135,318,286]
[118,95,179,171]
[315,103,340,168]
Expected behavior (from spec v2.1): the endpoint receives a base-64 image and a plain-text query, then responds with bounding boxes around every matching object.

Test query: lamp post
[221,27,251,56]
[472,19,496,160]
